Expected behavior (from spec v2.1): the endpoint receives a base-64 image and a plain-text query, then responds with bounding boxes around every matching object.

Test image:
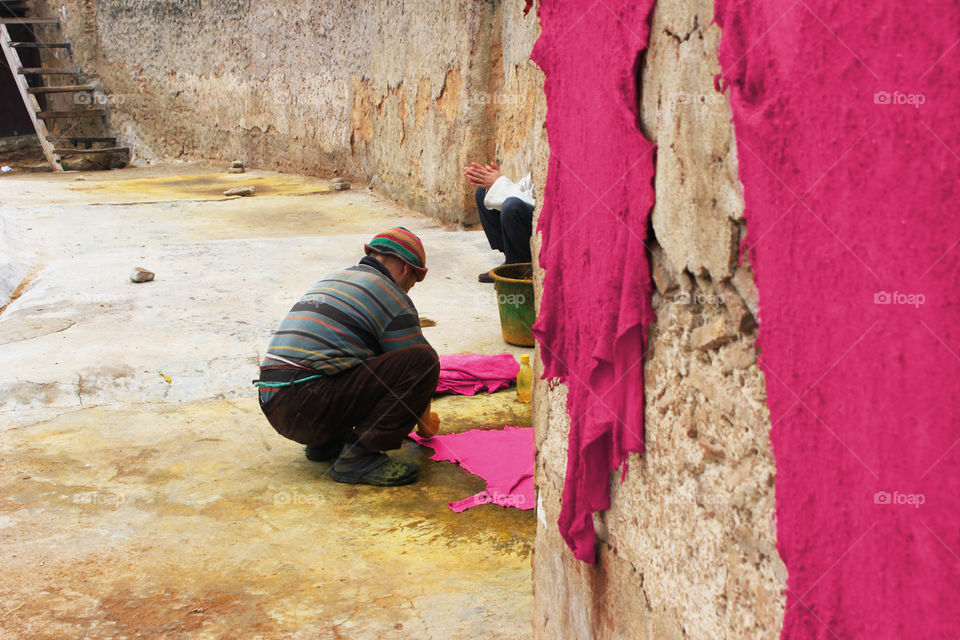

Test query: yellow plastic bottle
[517,354,532,403]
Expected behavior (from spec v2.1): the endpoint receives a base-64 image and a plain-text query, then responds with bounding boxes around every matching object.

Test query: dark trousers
[259,344,440,452]
[475,187,535,264]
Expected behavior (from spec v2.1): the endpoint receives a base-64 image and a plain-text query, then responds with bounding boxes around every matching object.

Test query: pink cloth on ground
[410,427,534,512]
[436,353,520,396]
[529,0,658,563]
[716,0,960,636]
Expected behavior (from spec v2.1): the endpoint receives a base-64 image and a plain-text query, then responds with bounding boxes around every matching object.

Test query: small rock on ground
[130,267,155,283]
[224,186,255,197]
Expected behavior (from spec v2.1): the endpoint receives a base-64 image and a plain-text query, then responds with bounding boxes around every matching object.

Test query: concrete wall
[530,1,785,638]
[38,0,545,224]
[22,0,783,635]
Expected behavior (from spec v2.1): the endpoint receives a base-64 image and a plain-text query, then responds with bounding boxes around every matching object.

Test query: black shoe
[480,261,510,283]
[331,451,420,486]
[304,439,344,462]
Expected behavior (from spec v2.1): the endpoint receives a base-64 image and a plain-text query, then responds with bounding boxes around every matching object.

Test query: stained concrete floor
[0,163,534,639]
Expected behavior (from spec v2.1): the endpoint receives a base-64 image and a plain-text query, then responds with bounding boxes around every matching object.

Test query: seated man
[463,161,536,282]
[256,227,441,487]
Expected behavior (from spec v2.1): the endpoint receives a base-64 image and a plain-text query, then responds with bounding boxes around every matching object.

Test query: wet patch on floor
[65,171,332,202]
[0,162,531,638]
[0,397,534,639]
[65,170,339,203]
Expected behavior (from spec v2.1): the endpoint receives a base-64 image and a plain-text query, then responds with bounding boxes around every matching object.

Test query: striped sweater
[261,261,427,381]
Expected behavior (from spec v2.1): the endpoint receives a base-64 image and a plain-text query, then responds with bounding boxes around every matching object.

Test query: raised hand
[463,162,503,190]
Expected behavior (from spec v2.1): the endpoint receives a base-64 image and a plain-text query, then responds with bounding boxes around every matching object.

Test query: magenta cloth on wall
[716,1,960,636]
[436,353,519,396]
[530,0,658,563]
[411,426,534,512]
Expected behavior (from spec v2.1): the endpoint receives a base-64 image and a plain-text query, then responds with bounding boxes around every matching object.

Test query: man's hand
[463,162,503,190]
[417,406,441,438]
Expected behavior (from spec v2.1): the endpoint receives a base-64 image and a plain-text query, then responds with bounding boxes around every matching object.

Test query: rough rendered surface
[2,0,795,637]
[37,0,546,225]
[0,166,535,639]
[532,0,784,637]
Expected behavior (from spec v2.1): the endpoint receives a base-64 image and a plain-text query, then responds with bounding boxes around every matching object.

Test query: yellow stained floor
[0,162,534,639]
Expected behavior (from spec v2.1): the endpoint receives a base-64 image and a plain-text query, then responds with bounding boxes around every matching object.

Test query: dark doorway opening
[1,2,39,137]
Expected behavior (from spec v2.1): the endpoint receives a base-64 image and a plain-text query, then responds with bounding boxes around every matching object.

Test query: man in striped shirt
[257,228,440,486]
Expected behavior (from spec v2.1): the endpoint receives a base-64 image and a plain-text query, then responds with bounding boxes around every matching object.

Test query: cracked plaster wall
[15,0,788,635]
[531,1,785,638]
[38,0,545,224]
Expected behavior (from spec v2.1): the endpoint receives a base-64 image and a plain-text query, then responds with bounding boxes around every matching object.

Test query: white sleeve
[483,175,536,210]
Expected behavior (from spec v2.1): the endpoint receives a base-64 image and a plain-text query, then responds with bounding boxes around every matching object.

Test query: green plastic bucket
[489,262,535,347]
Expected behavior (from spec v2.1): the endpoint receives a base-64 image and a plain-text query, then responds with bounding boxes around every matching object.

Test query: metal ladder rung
[17,67,79,75]
[53,146,129,155]
[0,18,61,25]
[36,108,108,119]
[11,42,70,49]
[28,84,96,94]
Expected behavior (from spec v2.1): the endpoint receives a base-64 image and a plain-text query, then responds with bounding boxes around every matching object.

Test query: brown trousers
[259,344,440,452]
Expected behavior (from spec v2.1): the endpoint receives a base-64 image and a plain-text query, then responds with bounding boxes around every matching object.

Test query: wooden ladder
[0,1,128,171]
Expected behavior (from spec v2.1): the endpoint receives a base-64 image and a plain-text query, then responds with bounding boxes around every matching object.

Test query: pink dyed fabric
[411,427,534,512]
[436,353,519,396]
[530,1,657,563]
[716,1,960,636]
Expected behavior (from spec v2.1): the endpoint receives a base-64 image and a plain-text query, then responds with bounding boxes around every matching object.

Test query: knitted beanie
[363,227,428,281]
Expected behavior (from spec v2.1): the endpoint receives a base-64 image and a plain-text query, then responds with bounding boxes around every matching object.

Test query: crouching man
[256,227,441,486]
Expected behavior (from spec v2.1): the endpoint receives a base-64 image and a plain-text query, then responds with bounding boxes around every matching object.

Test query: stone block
[718,280,757,333]
[650,243,680,295]
[130,267,155,283]
[720,343,757,374]
[224,186,255,197]
[730,263,760,318]
[692,316,735,351]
